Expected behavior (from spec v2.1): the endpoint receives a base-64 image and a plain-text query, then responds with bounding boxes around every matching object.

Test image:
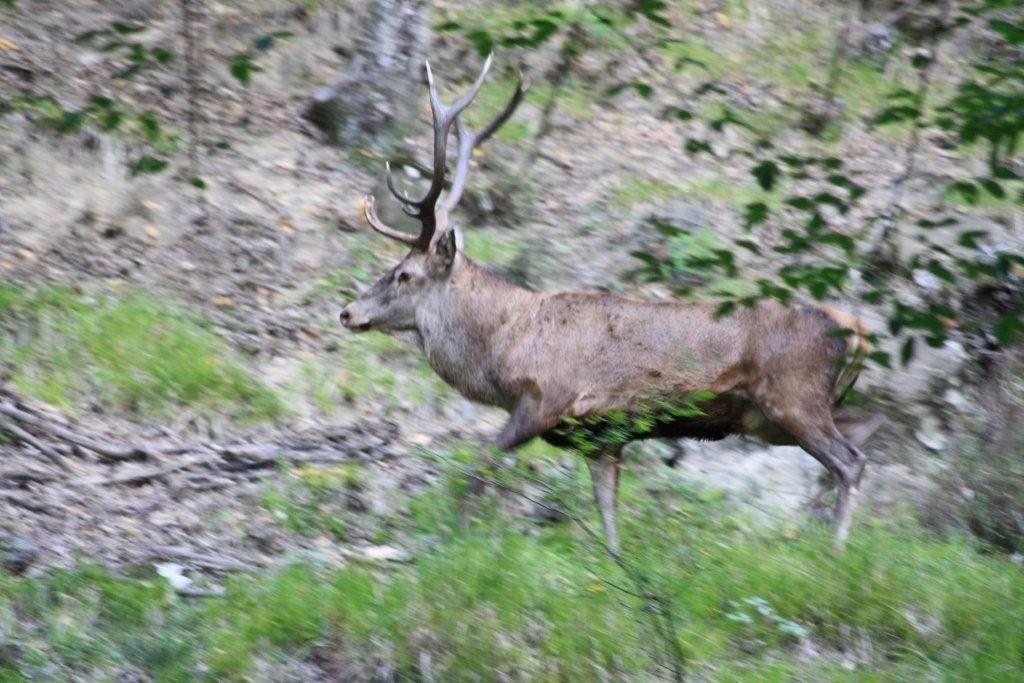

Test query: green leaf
[917,216,957,229]
[957,230,988,248]
[74,29,108,44]
[150,47,173,64]
[948,181,979,205]
[988,19,1024,44]
[137,112,160,142]
[466,29,493,57]
[631,81,653,98]
[813,191,848,213]
[927,260,954,283]
[253,35,275,51]
[131,155,168,175]
[752,160,779,191]
[190,176,207,190]
[743,202,769,229]
[900,337,916,366]
[99,109,124,131]
[660,106,693,121]
[529,18,560,44]
[873,105,919,126]
[978,177,1005,199]
[229,52,261,86]
[868,350,891,368]
[111,21,145,34]
[630,251,660,267]
[684,138,714,155]
[117,62,144,79]
[994,314,1023,346]
[633,0,671,27]
[735,239,762,254]
[56,110,85,134]
[785,196,815,211]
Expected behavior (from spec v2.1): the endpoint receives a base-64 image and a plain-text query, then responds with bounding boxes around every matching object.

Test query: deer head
[339,56,526,334]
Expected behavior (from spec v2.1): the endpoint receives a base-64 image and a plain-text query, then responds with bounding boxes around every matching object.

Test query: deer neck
[415,256,534,408]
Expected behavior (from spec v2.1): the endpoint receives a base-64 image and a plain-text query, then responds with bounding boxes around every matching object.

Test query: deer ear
[429,230,457,276]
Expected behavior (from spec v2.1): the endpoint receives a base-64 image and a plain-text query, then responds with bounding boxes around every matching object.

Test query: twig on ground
[147,544,261,572]
[0,400,154,462]
[0,491,60,515]
[0,415,69,472]
[77,454,217,487]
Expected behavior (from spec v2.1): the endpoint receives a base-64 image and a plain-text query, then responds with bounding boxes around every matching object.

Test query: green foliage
[437,0,675,103]
[629,3,1024,368]
[4,15,292,179]
[553,390,715,455]
[0,284,282,419]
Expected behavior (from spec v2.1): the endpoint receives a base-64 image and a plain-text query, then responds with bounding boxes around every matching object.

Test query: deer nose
[339,308,351,325]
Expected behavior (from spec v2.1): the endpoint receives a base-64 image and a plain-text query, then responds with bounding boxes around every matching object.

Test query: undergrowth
[1,459,1021,682]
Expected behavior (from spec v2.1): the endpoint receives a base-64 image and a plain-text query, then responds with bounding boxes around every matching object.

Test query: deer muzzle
[339,305,372,332]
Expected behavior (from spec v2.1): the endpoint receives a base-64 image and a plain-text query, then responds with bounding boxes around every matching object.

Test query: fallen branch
[0,415,69,471]
[215,443,352,470]
[0,470,55,487]
[0,400,154,462]
[147,544,261,572]
[0,491,60,515]
[77,454,216,487]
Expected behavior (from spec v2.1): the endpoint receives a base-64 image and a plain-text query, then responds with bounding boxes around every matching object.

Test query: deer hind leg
[757,399,867,548]
[586,447,623,553]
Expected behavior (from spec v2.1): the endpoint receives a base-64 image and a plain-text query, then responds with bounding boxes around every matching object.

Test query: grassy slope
[1,462,1021,682]
[0,284,281,420]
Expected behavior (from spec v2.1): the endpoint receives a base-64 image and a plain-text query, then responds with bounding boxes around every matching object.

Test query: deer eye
[396,271,411,284]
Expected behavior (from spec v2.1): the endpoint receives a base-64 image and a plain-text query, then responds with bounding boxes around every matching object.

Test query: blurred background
[0,0,1022,680]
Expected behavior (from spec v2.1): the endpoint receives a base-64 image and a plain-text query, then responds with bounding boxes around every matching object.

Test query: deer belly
[542,395,745,452]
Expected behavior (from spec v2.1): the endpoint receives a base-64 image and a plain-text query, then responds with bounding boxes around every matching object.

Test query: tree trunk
[303,0,429,150]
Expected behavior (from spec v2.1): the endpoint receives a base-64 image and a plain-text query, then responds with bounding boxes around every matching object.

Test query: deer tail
[821,307,871,405]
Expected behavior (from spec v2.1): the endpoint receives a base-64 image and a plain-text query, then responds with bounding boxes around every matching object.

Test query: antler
[362,56,528,251]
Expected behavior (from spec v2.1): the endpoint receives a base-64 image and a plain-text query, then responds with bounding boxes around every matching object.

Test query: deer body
[340,57,881,550]
[411,257,867,448]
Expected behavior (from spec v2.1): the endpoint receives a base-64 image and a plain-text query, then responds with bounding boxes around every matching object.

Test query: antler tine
[362,195,418,245]
[402,55,492,249]
[362,56,513,250]
[384,162,419,210]
[476,73,529,147]
[436,74,528,231]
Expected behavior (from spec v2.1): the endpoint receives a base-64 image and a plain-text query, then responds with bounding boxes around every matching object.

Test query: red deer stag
[340,56,882,550]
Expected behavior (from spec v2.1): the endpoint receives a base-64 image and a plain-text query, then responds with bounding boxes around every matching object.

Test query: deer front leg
[459,394,557,523]
[587,447,623,553]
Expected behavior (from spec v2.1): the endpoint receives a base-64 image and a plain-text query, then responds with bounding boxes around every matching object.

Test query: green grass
[461,227,520,266]
[606,175,684,212]
[2,456,1021,681]
[0,284,281,420]
[683,176,783,212]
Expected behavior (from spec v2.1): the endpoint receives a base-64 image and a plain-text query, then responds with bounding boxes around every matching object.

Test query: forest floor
[0,0,1022,681]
